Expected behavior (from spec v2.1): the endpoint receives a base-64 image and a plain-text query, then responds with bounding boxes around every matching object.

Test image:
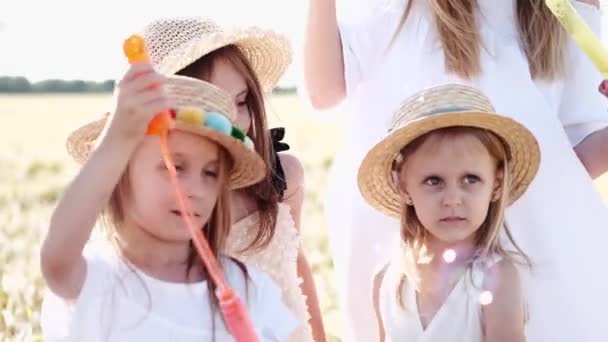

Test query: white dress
[40,248,298,342]
[226,203,313,342]
[379,256,502,342]
[327,1,608,341]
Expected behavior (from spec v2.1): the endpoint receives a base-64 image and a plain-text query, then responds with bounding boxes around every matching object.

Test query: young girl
[304,1,608,340]
[139,17,325,341]
[358,84,539,341]
[39,70,298,341]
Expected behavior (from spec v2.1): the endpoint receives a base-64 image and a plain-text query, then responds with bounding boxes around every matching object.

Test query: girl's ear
[394,170,413,206]
[491,167,504,202]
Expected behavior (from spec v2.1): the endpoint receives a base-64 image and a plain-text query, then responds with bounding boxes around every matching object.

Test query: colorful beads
[204,112,232,135]
[171,106,256,150]
[231,126,246,142]
[177,106,205,125]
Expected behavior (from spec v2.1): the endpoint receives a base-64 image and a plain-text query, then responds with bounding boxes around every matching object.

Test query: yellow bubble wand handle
[546,0,608,79]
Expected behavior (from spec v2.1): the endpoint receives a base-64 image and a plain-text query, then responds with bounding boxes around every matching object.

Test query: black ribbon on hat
[270,127,290,200]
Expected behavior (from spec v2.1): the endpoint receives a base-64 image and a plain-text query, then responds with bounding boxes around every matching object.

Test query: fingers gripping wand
[545,0,608,97]
[122,35,260,342]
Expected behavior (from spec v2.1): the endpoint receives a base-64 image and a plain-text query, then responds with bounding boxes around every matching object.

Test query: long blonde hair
[393,127,531,307]
[177,45,280,253]
[393,0,567,79]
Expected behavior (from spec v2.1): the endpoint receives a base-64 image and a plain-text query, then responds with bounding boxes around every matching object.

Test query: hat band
[169,106,254,150]
[389,106,473,133]
[424,106,471,116]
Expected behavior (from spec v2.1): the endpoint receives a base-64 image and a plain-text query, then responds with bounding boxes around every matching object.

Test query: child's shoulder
[482,257,521,285]
[220,256,280,293]
[477,255,520,279]
[478,256,523,307]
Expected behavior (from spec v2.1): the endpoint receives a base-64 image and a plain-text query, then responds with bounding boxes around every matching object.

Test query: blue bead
[204,112,232,135]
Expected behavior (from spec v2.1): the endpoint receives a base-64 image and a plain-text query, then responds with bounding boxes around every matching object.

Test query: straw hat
[357,84,540,218]
[140,17,291,93]
[66,75,266,189]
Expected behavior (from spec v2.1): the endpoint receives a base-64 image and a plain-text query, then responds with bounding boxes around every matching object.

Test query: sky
[0,0,311,87]
[1,0,607,88]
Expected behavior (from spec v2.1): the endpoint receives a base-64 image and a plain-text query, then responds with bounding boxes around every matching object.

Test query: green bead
[231,126,246,142]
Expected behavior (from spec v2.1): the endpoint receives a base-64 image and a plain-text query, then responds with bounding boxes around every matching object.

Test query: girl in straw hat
[138,17,324,342]
[39,66,298,341]
[358,84,539,342]
[305,0,608,340]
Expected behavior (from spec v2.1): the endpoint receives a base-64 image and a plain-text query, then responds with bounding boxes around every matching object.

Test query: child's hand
[103,63,170,144]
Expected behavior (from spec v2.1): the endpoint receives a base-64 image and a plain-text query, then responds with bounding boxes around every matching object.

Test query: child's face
[209,58,252,134]
[399,133,501,245]
[124,131,222,242]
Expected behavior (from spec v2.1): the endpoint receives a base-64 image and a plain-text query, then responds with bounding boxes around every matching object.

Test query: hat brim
[66,117,266,189]
[154,27,291,93]
[357,111,541,218]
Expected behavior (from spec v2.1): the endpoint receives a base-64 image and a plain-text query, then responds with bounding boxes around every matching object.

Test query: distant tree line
[0,76,296,94]
[0,76,115,93]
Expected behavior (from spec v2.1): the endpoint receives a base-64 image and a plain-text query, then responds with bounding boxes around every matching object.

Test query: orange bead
[146,112,173,135]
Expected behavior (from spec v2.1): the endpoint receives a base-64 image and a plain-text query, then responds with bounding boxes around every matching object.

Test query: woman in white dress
[304,0,608,341]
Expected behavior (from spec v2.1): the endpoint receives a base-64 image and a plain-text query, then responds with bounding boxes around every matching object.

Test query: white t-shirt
[40,248,299,342]
[325,1,608,341]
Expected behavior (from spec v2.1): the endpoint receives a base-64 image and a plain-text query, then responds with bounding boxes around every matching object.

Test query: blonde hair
[392,126,531,307]
[177,45,281,253]
[393,0,567,79]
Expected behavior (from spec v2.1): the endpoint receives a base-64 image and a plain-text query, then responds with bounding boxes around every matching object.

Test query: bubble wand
[545,0,608,96]
[122,35,260,342]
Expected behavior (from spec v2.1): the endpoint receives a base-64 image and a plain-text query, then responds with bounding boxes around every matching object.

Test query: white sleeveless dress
[226,203,313,342]
[379,256,504,342]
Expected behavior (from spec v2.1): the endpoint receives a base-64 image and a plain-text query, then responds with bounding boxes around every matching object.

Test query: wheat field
[0,93,348,341]
[1,93,607,341]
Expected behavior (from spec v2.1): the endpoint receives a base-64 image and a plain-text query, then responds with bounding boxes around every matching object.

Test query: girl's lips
[170,210,200,218]
[440,216,466,222]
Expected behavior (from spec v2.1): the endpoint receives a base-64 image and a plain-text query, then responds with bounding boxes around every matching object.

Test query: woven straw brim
[357,111,541,218]
[67,120,265,189]
[66,75,266,189]
[151,28,291,93]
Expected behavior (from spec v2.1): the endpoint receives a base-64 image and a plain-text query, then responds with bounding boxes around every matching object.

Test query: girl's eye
[203,169,218,178]
[174,164,184,172]
[424,176,441,186]
[464,174,481,184]
[162,162,184,172]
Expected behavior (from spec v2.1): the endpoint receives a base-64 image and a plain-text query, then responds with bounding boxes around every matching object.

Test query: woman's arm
[575,126,608,178]
[558,0,607,178]
[280,153,327,341]
[303,0,347,109]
